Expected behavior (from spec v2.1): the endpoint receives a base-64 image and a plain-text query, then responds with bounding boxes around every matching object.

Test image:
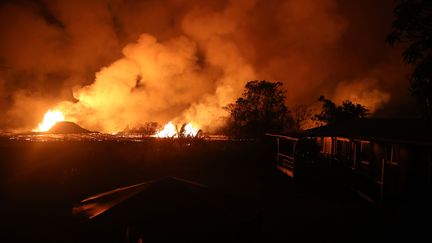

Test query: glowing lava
[183,123,198,137]
[155,122,177,138]
[33,109,65,132]
[155,122,199,138]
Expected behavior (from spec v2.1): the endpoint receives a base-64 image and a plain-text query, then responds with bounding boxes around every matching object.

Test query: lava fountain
[183,124,199,137]
[33,109,65,132]
[155,122,177,138]
[155,121,199,138]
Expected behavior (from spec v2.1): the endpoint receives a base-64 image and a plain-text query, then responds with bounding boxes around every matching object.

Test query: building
[268,119,432,208]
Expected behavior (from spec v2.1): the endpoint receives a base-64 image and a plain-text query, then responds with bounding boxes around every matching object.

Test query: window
[354,141,372,175]
[279,138,295,157]
[317,137,324,153]
[335,138,351,160]
[386,144,400,165]
[358,141,372,164]
[322,137,332,154]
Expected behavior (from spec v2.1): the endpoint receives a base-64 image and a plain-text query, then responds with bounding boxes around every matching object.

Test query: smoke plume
[0,0,411,132]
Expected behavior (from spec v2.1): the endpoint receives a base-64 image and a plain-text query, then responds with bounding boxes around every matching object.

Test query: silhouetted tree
[142,122,160,135]
[122,122,160,135]
[314,96,369,124]
[178,123,203,139]
[292,105,313,131]
[387,0,432,118]
[224,80,293,138]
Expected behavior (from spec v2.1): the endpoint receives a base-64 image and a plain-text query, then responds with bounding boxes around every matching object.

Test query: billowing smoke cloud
[333,78,391,113]
[0,0,411,132]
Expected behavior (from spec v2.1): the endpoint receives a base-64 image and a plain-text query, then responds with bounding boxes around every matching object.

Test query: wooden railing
[278,153,295,171]
[266,133,298,178]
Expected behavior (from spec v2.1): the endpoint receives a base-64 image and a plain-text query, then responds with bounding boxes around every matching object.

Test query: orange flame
[183,123,198,137]
[155,121,199,138]
[33,109,64,132]
[155,122,177,138]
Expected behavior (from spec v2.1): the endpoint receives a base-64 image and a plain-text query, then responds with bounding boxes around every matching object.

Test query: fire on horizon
[33,109,65,132]
[33,109,199,138]
[0,0,414,133]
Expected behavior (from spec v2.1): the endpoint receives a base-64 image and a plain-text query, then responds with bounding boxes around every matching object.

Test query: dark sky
[0,0,415,132]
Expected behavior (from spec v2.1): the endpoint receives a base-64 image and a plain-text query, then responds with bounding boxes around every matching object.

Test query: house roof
[72,177,259,240]
[301,118,432,146]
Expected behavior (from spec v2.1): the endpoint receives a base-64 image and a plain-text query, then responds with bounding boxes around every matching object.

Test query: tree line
[223,80,369,138]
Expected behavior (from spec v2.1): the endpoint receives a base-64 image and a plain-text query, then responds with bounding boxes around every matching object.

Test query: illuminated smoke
[54,0,256,133]
[0,0,406,132]
[332,78,391,113]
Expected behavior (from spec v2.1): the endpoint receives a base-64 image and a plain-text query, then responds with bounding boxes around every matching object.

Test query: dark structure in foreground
[72,177,259,242]
[268,119,432,209]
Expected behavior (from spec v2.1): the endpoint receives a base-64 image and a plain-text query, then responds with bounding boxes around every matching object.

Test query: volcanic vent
[46,121,92,134]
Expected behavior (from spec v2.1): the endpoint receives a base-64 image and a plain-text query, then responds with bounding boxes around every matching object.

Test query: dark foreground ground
[0,137,428,242]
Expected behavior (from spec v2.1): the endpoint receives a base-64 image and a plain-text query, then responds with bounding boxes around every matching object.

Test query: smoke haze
[0,0,412,132]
